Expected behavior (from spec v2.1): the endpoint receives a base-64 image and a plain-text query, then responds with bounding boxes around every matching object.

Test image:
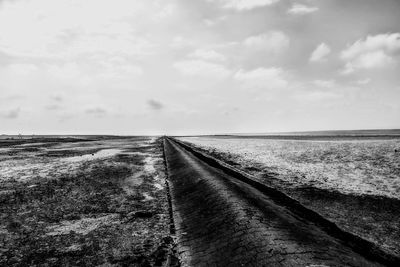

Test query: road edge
[160,137,181,267]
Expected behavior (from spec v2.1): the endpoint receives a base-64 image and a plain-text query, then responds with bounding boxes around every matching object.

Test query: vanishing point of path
[163,137,386,267]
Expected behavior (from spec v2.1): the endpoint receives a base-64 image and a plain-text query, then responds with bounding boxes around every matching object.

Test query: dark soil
[287,186,400,257]
[0,137,178,267]
[123,145,157,154]
[0,137,95,148]
[40,149,101,158]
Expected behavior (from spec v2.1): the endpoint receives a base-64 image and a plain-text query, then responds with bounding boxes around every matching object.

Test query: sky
[0,0,399,135]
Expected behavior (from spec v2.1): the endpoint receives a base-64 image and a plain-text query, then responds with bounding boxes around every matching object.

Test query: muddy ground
[181,140,400,258]
[0,136,178,266]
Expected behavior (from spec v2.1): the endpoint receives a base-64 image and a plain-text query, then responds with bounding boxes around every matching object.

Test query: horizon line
[1,128,400,137]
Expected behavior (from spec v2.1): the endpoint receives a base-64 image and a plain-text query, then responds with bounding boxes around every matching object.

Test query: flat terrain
[178,135,400,257]
[0,136,176,266]
[2,134,399,266]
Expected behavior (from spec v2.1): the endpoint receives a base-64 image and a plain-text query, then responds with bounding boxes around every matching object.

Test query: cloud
[0,0,155,59]
[51,94,64,102]
[342,51,393,74]
[233,67,288,89]
[44,59,143,85]
[189,49,226,62]
[356,78,371,85]
[100,60,144,78]
[209,0,280,11]
[313,79,335,88]
[341,51,393,74]
[340,33,400,73]
[147,99,164,110]
[47,94,65,111]
[287,4,318,15]
[203,16,227,27]
[170,36,194,49]
[57,112,75,123]
[45,104,62,110]
[295,90,342,102]
[173,59,230,78]
[7,63,39,75]
[153,3,176,20]
[0,107,20,119]
[85,107,107,116]
[243,31,289,53]
[0,95,24,103]
[341,33,400,59]
[309,43,331,62]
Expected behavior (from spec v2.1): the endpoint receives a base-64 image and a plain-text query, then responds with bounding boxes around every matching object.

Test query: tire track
[163,137,389,267]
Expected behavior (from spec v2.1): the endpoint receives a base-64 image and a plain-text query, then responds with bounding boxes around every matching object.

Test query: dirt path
[163,138,386,267]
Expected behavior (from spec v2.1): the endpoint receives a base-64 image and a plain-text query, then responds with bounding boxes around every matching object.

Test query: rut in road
[163,138,385,267]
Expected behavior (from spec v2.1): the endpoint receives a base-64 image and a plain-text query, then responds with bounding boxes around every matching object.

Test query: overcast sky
[1,0,399,135]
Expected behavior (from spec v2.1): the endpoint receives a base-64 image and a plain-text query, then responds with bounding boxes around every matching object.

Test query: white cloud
[189,49,226,62]
[341,33,400,59]
[0,0,155,59]
[340,33,400,73]
[295,91,342,102]
[85,107,107,117]
[244,31,290,53]
[234,67,288,89]
[7,63,39,75]
[287,4,318,15]
[153,3,176,20]
[170,36,194,49]
[42,60,142,86]
[173,60,231,78]
[203,16,227,26]
[356,78,371,85]
[209,0,280,11]
[342,52,393,74]
[45,104,63,111]
[46,63,82,81]
[309,43,331,62]
[313,79,335,88]
[96,56,144,77]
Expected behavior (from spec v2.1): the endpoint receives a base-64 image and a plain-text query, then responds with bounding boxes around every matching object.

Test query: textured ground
[178,137,400,198]
[178,136,400,258]
[164,138,385,267]
[0,136,177,266]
